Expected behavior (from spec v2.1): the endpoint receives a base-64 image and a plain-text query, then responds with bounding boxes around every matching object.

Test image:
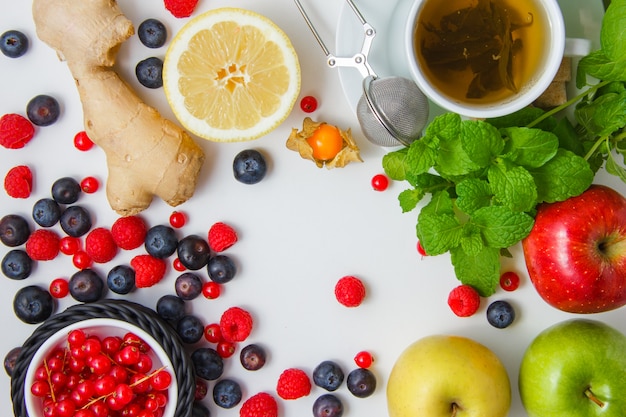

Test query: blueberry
[107,265,135,294]
[136,56,163,89]
[1,30,28,58]
[138,19,167,48]
[156,294,186,322]
[192,347,224,381]
[346,368,376,398]
[191,402,211,417]
[32,198,61,227]
[145,225,178,258]
[207,255,237,284]
[175,272,203,300]
[313,360,345,392]
[486,300,515,329]
[51,177,81,204]
[4,346,21,377]
[177,235,210,270]
[13,285,54,324]
[233,149,267,184]
[69,269,105,303]
[0,214,31,247]
[313,394,343,417]
[26,94,60,126]
[239,344,266,371]
[2,249,32,280]
[60,205,92,237]
[177,314,204,344]
[213,379,242,408]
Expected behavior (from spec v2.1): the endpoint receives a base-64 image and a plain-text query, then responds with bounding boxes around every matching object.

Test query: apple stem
[584,388,605,408]
[450,403,459,417]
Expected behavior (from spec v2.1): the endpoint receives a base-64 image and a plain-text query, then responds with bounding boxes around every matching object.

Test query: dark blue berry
[0,214,31,247]
[13,285,54,324]
[191,347,224,381]
[51,177,81,204]
[213,379,242,408]
[486,300,515,329]
[239,344,266,371]
[313,361,345,392]
[177,235,210,270]
[207,255,236,284]
[346,368,376,398]
[156,294,186,322]
[136,56,163,89]
[177,314,204,344]
[4,346,21,377]
[138,19,167,48]
[175,272,203,300]
[107,265,135,294]
[69,269,105,303]
[313,394,343,417]
[191,402,211,417]
[26,94,60,126]
[60,205,92,237]
[233,149,267,184]
[1,30,28,58]
[32,198,62,227]
[145,225,178,258]
[2,249,32,280]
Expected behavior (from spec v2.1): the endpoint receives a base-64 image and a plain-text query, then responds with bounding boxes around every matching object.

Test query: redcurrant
[499,271,520,291]
[80,176,100,193]
[216,340,236,358]
[30,380,51,397]
[169,211,186,228]
[300,95,318,113]
[203,323,222,343]
[417,240,427,257]
[67,329,87,346]
[194,379,208,400]
[202,281,221,299]
[150,370,172,391]
[55,398,77,417]
[59,236,81,255]
[354,350,374,368]
[74,131,95,151]
[172,258,186,272]
[49,278,69,298]
[73,250,93,269]
[371,174,389,191]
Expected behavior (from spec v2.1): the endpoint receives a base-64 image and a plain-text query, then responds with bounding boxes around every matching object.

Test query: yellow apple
[387,335,511,417]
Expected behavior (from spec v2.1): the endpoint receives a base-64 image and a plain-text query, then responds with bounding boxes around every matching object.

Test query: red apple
[522,184,626,313]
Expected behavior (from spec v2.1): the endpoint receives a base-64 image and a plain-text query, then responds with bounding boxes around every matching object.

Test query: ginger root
[32,0,205,216]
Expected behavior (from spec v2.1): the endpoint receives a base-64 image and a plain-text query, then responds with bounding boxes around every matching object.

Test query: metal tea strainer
[294,0,429,147]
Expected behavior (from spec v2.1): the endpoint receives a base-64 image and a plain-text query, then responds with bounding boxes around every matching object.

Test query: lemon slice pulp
[163,8,301,142]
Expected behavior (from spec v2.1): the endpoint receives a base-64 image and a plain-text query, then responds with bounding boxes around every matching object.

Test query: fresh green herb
[382,0,626,296]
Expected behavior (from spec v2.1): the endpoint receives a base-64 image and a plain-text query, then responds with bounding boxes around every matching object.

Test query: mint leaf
[409,172,450,191]
[601,0,626,61]
[575,91,626,138]
[398,188,423,213]
[500,127,559,168]
[450,246,501,297]
[471,206,534,248]
[551,117,585,156]
[405,137,438,176]
[606,151,626,182]
[577,50,626,88]
[456,178,492,214]
[425,113,461,139]
[487,107,556,131]
[487,161,537,212]
[461,120,505,167]
[529,149,594,203]
[416,192,462,255]
[460,229,484,256]
[436,133,482,179]
[382,148,409,181]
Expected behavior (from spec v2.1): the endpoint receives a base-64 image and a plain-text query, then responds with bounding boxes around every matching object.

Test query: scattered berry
[486,300,516,329]
[13,285,54,324]
[2,249,32,280]
[220,306,253,343]
[32,198,61,227]
[4,165,33,198]
[49,277,70,298]
[216,340,237,359]
[111,215,147,250]
[131,254,167,288]
[177,234,210,270]
[145,224,178,258]
[240,392,278,417]
[51,177,81,204]
[334,276,366,307]
[371,174,389,191]
[73,131,94,151]
[175,272,204,300]
[177,314,204,344]
[202,281,221,299]
[313,394,343,417]
[313,361,344,392]
[0,113,35,149]
[277,368,311,400]
[138,18,167,48]
[59,236,80,255]
[447,284,480,317]
[26,94,60,126]
[173,257,186,271]
[499,271,520,292]
[240,344,266,371]
[60,205,92,237]
[4,346,21,377]
[417,240,427,257]
[191,347,224,381]
[164,0,199,18]
[136,56,163,89]
[156,294,186,322]
[346,368,377,398]
[204,323,222,343]
[354,351,374,368]
[107,265,136,295]
[300,95,318,113]
[169,211,186,228]
[208,222,238,252]
[72,250,92,269]
[195,378,208,401]
[1,30,29,58]
[85,227,118,263]
[233,149,267,184]
[25,229,60,261]
[0,214,31,247]
[207,254,237,283]
[213,378,242,408]
[69,269,104,302]
[80,176,99,193]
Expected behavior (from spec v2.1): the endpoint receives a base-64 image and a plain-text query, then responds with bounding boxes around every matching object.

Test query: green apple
[519,319,626,417]
[387,335,511,417]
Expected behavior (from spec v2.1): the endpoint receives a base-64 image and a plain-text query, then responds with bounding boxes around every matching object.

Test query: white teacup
[404,0,586,118]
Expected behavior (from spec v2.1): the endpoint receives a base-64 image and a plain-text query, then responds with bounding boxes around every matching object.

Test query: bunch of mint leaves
[382,0,626,296]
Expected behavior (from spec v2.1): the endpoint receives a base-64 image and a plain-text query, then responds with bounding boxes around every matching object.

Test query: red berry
[25,229,60,261]
[195,379,208,400]
[111,215,147,250]
[447,285,481,317]
[59,236,81,255]
[217,340,236,358]
[30,380,50,397]
[208,221,238,252]
[202,281,221,299]
[49,278,69,298]
[172,258,186,272]
[335,275,366,307]
[85,227,118,263]
[417,240,427,257]
[55,398,76,417]
[169,211,186,228]
[74,131,94,151]
[151,370,172,391]
[204,323,222,343]
[67,329,86,346]
[371,174,389,191]
[4,165,33,198]
[164,0,199,18]
[220,307,253,343]
[276,368,311,400]
[240,392,278,417]
[0,113,35,149]
[300,95,318,113]
[73,250,93,269]
[354,351,374,368]
[131,255,167,288]
[499,271,520,292]
[80,176,100,193]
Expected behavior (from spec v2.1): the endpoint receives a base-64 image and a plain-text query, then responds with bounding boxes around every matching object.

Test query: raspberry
[335,276,366,307]
[25,229,60,261]
[0,113,35,149]
[4,165,33,198]
[447,284,481,317]
[164,0,199,18]
[131,254,166,288]
[220,306,253,342]
[85,227,118,263]
[240,392,278,417]
[111,215,147,250]
[208,222,238,252]
[276,368,312,400]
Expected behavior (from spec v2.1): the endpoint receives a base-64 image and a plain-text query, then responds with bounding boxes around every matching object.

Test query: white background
[1,0,624,416]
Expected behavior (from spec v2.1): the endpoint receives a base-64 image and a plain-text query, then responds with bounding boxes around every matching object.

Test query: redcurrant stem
[584,388,605,408]
[43,358,57,403]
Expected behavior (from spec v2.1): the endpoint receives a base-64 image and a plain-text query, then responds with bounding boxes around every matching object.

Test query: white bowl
[24,318,178,417]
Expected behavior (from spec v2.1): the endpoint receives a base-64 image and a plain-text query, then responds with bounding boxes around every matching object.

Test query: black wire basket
[11,299,195,417]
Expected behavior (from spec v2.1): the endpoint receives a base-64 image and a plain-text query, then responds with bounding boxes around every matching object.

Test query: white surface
[0,1,624,417]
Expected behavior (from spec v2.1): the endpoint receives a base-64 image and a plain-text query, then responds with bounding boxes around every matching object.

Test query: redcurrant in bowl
[24,318,178,417]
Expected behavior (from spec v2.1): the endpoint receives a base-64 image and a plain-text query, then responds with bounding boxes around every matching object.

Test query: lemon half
[163,8,301,142]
